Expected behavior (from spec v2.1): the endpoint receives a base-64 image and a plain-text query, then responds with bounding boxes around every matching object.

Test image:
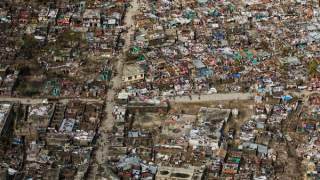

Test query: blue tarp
[223,66,230,71]
[198,68,213,77]
[258,87,266,93]
[214,32,225,40]
[12,138,23,145]
[233,73,241,78]
[209,10,221,17]
[281,95,293,101]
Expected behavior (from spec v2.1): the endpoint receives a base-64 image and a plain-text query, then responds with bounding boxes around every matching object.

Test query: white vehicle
[162,90,174,97]
[285,134,292,142]
[297,86,307,90]
[207,87,217,94]
[177,91,185,96]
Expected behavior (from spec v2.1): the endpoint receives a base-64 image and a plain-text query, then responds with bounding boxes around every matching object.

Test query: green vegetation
[16,82,40,96]
[308,60,319,77]
[58,30,85,44]
[20,35,39,59]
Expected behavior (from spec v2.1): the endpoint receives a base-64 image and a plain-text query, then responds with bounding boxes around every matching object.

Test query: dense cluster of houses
[0,101,103,179]
[0,0,320,179]
[118,0,320,98]
[0,0,127,98]
[106,89,320,179]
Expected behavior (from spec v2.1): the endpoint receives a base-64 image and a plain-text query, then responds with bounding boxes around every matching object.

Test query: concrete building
[83,9,101,28]
[0,102,13,137]
[122,64,145,84]
[156,166,204,180]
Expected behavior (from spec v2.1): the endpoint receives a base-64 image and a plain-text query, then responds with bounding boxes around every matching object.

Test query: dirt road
[170,93,253,103]
[0,97,104,104]
[91,0,140,178]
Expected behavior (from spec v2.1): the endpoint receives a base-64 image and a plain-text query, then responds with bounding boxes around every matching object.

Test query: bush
[308,60,319,77]
[17,35,39,59]
[16,83,40,96]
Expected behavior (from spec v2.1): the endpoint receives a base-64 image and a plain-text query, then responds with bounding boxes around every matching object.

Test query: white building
[83,9,101,28]
[122,64,145,84]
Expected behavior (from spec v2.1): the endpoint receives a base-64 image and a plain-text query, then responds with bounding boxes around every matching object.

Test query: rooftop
[0,103,11,133]
[123,63,144,77]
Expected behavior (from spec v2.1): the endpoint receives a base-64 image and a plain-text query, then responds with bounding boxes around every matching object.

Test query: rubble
[0,0,319,179]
